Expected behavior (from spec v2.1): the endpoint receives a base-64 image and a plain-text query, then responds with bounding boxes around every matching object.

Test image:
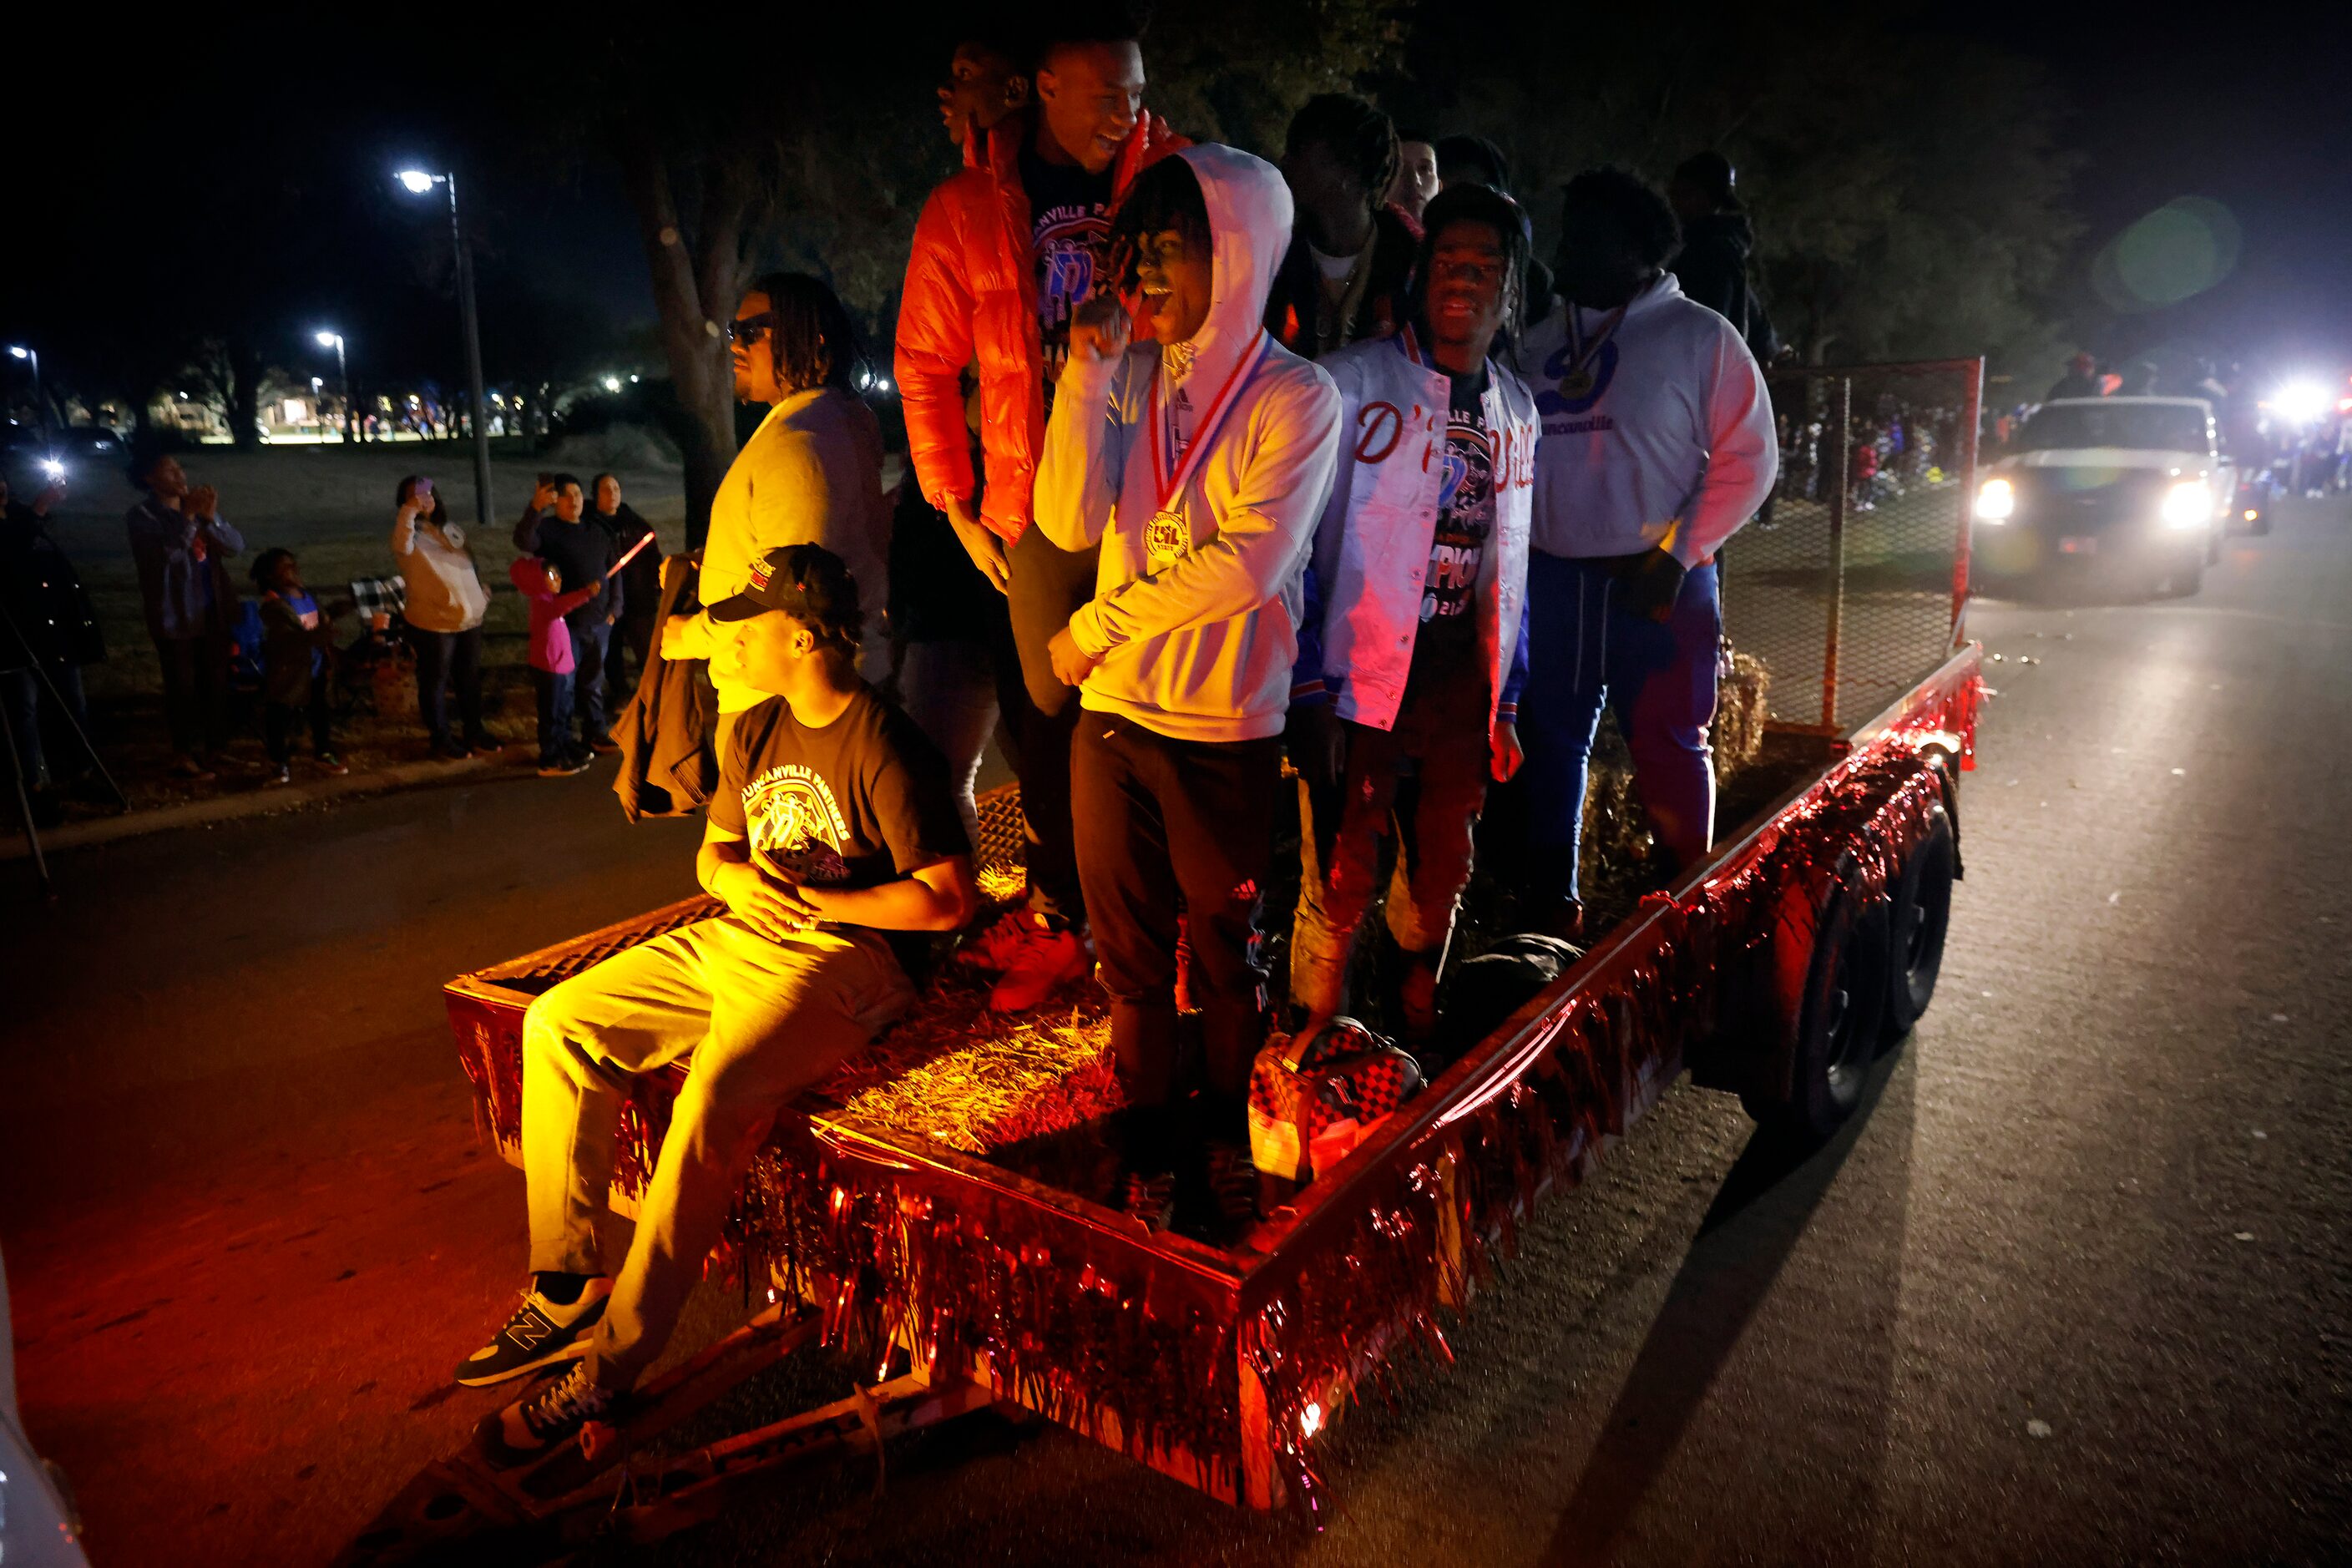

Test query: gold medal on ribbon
[1145,508,1190,570]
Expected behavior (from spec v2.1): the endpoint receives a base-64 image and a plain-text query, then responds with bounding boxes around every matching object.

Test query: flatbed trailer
[343,358,1987,1563]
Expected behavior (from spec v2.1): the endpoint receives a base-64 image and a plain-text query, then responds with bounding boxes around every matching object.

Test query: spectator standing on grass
[509,553,604,778]
[390,474,497,760]
[1518,168,1777,941]
[514,473,623,755]
[125,448,241,780]
[249,548,349,787]
[589,473,660,709]
[1,472,104,821]
[1265,94,1415,360]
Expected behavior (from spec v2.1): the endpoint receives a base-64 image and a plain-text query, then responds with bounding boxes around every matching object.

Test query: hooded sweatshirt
[1033,144,1343,744]
[1521,272,1778,565]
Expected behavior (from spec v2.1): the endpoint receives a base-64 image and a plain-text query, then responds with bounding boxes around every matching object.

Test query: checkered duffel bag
[1248,1017,1424,1201]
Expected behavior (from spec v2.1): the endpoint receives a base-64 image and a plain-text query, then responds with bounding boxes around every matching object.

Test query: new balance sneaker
[986,918,1090,1013]
[476,1361,620,1471]
[453,1277,612,1387]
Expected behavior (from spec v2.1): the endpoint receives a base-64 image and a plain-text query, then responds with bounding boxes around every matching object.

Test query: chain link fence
[1722,359,1982,732]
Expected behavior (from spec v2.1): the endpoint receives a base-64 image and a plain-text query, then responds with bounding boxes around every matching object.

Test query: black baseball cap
[706,543,863,641]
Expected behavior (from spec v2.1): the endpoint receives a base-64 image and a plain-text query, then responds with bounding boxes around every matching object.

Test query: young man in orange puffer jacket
[894,8,1186,1012]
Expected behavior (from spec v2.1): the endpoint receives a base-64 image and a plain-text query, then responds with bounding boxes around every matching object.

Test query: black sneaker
[453,1278,612,1387]
[536,756,590,779]
[476,1361,621,1471]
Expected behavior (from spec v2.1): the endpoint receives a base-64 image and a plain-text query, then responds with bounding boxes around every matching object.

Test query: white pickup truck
[1972,396,2236,596]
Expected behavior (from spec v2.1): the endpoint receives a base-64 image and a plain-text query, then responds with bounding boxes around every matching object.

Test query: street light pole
[402,169,496,528]
[314,331,352,444]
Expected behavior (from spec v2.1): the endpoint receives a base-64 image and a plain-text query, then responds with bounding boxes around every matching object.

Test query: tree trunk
[229,337,266,451]
[620,137,747,549]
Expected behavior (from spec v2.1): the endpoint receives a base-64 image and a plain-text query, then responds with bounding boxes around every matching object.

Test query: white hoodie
[1521,272,1777,564]
[1033,144,1344,744]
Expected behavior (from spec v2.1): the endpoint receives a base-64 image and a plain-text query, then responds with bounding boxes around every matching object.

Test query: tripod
[1,597,129,897]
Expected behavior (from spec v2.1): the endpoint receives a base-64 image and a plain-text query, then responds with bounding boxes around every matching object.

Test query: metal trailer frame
[348,381,1988,1555]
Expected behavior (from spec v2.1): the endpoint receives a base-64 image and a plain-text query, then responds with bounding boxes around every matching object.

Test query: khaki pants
[521,915,914,1389]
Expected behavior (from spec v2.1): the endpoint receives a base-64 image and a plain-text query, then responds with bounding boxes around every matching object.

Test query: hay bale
[1714,650,1772,782]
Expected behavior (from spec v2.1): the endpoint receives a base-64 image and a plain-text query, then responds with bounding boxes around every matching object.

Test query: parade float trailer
[346,360,1986,1562]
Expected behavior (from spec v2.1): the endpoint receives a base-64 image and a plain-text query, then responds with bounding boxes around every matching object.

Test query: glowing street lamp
[314,331,352,443]
[7,344,44,443]
[396,167,494,526]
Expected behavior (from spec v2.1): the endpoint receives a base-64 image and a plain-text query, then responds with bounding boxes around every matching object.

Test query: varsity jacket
[1033,144,1343,744]
[1293,327,1536,737]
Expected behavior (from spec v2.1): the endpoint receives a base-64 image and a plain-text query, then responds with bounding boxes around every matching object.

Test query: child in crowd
[250,549,350,786]
[511,554,604,777]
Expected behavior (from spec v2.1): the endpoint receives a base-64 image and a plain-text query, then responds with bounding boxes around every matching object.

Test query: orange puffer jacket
[894,108,1188,544]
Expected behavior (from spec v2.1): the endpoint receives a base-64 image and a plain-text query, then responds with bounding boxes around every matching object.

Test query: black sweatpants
[263,672,333,764]
[1070,714,1282,1120]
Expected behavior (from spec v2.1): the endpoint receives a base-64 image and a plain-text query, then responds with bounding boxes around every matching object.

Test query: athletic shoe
[432,737,471,761]
[586,735,620,756]
[538,756,591,779]
[465,736,503,758]
[165,755,216,782]
[453,1277,613,1388]
[264,764,293,788]
[953,911,1036,972]
[316,753,350,776]
[476,1362,620,1471]
[986,918,1090,1013]
[1204,1142,1261,1226]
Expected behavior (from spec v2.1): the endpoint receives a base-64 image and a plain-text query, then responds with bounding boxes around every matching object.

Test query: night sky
[8,8,2349,397]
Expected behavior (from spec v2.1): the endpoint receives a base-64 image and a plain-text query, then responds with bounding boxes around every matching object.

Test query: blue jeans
[532,667,576,765]
[568,620,610,743]
[3,660,88,789]
[1519,554,1722,903]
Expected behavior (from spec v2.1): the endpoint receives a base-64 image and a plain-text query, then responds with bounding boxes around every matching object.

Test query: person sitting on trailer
[458,544,974,1469]
[1287,181,1539,1042]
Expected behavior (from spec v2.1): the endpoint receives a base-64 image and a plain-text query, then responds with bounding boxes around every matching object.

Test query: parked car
[1973,397,2236,596]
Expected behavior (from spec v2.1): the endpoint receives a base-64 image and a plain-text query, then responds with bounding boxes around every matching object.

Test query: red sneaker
[986,918,1090,1012]
[953,911,1034,973]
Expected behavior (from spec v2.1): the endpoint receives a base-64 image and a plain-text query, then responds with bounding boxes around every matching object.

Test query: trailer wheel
[1881,804,1955,1042]
[1753,885,1891,1141]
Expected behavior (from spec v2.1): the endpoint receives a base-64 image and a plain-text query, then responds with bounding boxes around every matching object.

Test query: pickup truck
[1972,395,2236,596]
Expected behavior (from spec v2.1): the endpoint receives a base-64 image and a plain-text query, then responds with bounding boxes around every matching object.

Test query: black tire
[1749,885,1892,1141]
[1881,805,1955,1042]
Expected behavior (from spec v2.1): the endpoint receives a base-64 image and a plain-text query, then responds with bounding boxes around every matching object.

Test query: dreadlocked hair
[751,271,864,395]
[1285,94,1400,209]
[1106,154,1210,292]
[1409,182,1532,361]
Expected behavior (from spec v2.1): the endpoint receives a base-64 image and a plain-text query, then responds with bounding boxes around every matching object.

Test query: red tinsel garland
[447,669,1980,1512]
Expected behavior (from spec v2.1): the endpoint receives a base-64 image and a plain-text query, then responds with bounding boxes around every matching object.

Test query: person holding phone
[125,447,243,779]
[514,473,624,755]
[391,474,497,759]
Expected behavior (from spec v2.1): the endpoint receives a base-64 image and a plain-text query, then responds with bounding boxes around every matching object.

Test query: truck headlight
[1974,478,2014,522]
[2160,479,2209,529]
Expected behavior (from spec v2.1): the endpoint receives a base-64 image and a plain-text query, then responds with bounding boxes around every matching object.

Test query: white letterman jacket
[1293,327,1537,736]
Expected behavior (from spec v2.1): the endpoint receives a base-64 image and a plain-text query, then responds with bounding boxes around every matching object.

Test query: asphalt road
[4,498,2347,1567]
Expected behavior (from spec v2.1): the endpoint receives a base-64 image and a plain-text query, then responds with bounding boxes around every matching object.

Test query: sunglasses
[728,312,776,346]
